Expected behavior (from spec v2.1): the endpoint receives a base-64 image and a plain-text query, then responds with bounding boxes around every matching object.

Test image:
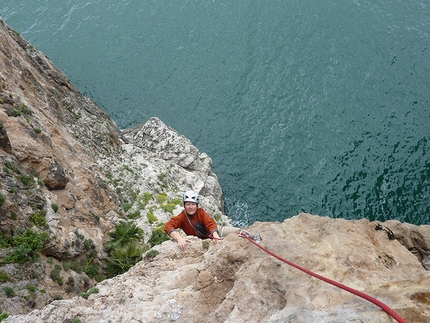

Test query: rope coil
[239,232,408,323]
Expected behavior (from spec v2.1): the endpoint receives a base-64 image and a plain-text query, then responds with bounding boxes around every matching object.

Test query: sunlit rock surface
[5,214,429,323]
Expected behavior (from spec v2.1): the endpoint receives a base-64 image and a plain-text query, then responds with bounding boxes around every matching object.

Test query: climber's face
[184,202,198,216]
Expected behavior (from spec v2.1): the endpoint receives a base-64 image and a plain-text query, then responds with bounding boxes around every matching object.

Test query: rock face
[4,214,429,323]
[120,118,226,218]
[0,17,226,315]
[0,18,429,323]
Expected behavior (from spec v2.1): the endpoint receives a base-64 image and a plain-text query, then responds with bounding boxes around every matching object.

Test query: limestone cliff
[4,214,430,323]
[0,17,225,316]
[0,18,429,323]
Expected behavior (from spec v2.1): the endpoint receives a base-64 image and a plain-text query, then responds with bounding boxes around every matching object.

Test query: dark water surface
[2,0,429,226]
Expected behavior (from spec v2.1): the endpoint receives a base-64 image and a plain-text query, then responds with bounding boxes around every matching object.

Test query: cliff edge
[5,214,430,323]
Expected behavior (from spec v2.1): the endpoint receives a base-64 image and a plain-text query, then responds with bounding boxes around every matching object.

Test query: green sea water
[1,0,429,226]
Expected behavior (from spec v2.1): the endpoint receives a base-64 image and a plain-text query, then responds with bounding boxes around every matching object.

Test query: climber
[164,190,261,250]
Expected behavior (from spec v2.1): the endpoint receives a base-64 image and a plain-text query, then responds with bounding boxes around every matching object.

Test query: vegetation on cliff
[0,17,225,317]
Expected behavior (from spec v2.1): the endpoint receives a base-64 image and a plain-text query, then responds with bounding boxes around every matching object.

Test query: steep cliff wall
[0,17,225,316]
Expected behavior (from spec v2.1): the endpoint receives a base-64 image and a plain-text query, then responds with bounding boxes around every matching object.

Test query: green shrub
[126,210,141,219]
[123,203,133,212]
[30,211,48,228]
[3,229,50,263]
[137,192,153,209]
[26,285,36,292]
[37,179,45,187]
[34,128,42,134]
[147,211,158,224]
[157,193,168,204]
[106,221,143,250]
[104,222,149,276]
[83,239,94,251]
[112,178,120,187]
[0,272,8,282]
[11,109,20,117]
[3,286,15,298]
[70,260,83,273]
[130,189,139,200]
[105,242,148,276]
[5,161,19,173]
[66,277,75,286]
[62,261,71,271]
[160,198,182,214]
[21,104,31,115]
[0,232,11,249]
[50,264,63,285]
[0,194,6,208]
[19,173,32,186]
[78,287,99,299]
[0,312,9,322]
[70,319,82,323]
[92,212,100,223]
[11,212,17,220]
[74,229,84,240]
[53,294,63,300]
[145,249,159,259]
[51,204,59,212]
[141,192,153,204]
[83,258,99,279]
[147,226,169,247]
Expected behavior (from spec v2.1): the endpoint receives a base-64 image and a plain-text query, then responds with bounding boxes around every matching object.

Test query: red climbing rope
[240,232,408,323]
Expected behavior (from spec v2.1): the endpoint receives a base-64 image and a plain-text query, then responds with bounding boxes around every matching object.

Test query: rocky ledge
[0,17,429,323]
[5,213,430,323]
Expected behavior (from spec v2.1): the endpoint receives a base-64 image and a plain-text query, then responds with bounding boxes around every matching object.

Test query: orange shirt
[164,208,218,239]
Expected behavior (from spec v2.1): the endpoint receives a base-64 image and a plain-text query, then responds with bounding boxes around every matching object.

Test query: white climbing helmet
[183,190,200,204]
